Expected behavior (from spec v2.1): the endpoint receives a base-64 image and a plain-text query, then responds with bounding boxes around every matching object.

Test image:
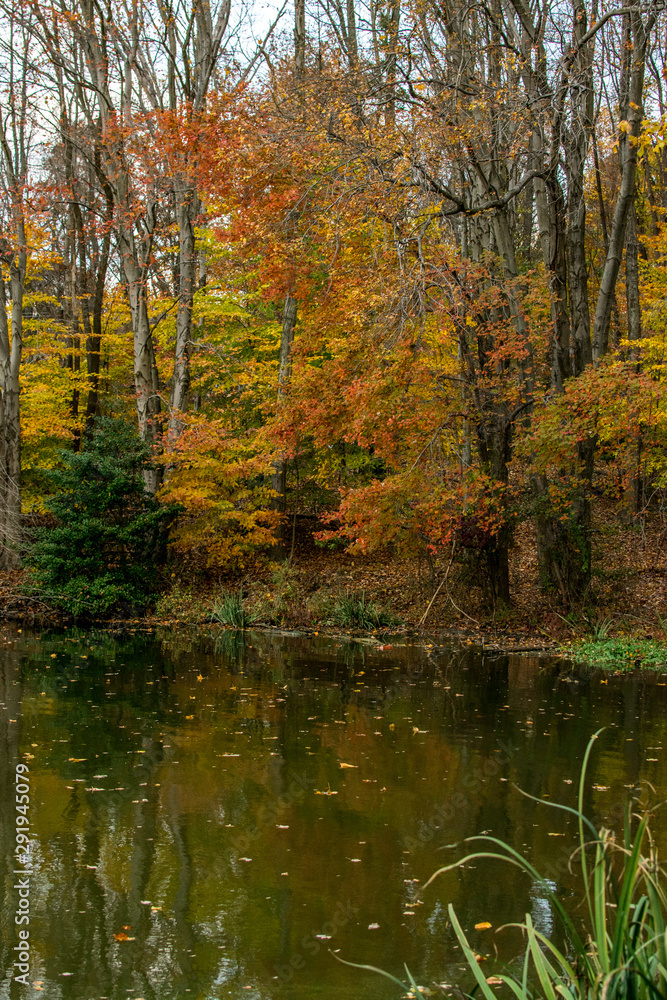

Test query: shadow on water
[0,627,665,999]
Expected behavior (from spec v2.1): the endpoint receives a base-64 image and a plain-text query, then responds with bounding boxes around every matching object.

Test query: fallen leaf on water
[339,763,357,769]
[33,983,44,990]
[314,786,338,795]
[474,922,492,930]
[196,674,203,682]
[368,922,380,929]
[68,758,86,762]
[486,976,503,985]
[113,932,135,942]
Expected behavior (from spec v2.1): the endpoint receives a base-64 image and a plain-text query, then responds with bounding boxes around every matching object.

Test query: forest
[0,0,666,633]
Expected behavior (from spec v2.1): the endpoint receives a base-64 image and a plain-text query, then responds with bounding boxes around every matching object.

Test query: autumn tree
[24,0,260,489]
[0,7,34,567]
[241,0,666,606]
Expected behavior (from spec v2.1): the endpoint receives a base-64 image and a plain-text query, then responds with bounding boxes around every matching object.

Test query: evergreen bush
[28,418,176,618]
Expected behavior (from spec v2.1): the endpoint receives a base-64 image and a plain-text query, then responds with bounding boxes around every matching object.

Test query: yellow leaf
[339,762,357,768]
[475,921,492,930]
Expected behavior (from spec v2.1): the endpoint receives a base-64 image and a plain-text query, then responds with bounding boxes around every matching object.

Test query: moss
[563,637,667,671]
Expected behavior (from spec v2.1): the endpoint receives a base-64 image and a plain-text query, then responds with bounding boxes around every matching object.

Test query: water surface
[1,628,666,999]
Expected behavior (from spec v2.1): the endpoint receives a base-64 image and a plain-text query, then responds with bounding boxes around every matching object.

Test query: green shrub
[564,638,667,671]
[211,589,256,628]
[154,583,208,622]
[332,591,401,630]
[28,418,176,618]
[248,562,301,626]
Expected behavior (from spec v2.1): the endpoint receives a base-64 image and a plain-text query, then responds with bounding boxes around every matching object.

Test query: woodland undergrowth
[4,492,666,658]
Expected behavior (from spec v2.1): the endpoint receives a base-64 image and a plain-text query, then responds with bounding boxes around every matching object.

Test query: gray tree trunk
[592,9,655,360]
[0,256,24,569]
[168,181,198,442]
[271,295,298,556]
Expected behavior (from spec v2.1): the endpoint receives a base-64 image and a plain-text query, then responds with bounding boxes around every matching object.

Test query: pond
[1,627,666,1000]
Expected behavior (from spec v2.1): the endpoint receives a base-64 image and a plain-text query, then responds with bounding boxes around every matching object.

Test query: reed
[338,732,667,1000]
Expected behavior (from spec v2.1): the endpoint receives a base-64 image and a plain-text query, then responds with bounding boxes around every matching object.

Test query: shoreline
[2,607,666,672]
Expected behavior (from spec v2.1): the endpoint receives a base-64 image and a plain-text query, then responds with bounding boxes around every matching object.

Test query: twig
[419,540,455,627]
[447,592,480,627]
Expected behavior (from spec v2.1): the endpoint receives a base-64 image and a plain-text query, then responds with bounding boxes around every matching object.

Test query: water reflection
[0,628,665,999]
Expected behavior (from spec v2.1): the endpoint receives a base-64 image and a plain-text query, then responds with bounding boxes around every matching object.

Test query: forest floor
[1,498,666,656]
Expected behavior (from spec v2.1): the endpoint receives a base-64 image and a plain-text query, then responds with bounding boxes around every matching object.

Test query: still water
[1,627,666,999]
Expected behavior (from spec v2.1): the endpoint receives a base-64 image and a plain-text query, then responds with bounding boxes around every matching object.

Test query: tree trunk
[526,0,598,605]
[533,455,594,605]
[626,196,642,343]
[168,181,198,441]
[295,0,306,79]
[625,194,643,515]
[0,262,24,569]
[592,9,652,360]
[271,295,298,557]
[119,226,163,493]
[474,410,511,607]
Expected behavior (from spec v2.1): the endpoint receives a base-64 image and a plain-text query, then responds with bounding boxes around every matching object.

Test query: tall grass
[211,589,256,628]
[332,591,401,629]
[336,732,667,999]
